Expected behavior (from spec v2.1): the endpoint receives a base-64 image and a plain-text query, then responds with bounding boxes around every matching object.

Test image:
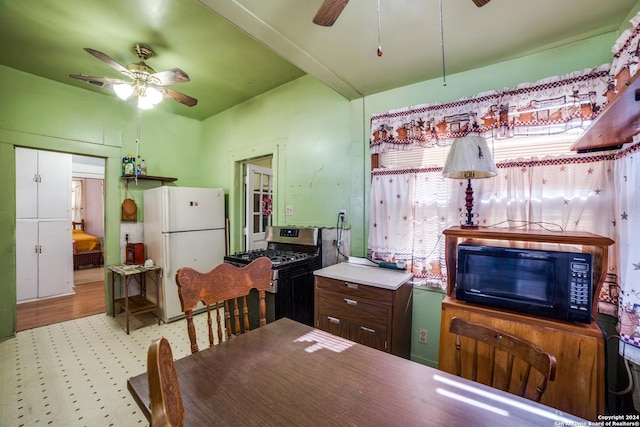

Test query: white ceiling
[1,0,637,120]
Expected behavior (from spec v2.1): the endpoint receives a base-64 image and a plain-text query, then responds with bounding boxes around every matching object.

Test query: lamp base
[462,178,478,228]
[460,223,479,229]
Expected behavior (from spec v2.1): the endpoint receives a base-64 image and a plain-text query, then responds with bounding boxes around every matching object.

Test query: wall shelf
[571,70,640,152]
[120,175,177,184]
[121,176,177,194]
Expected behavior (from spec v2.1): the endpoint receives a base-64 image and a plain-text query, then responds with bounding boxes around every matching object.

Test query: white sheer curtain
[72,179,84,223]
[615,142,640,364]
[368,154,617,289]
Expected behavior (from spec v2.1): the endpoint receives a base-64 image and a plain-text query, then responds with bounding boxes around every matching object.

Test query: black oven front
[224,226,322,327]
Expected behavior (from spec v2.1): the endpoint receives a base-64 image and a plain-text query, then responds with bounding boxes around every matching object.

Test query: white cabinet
[16,220,73,301]
[16,148,73,302]
[16,147,71,219]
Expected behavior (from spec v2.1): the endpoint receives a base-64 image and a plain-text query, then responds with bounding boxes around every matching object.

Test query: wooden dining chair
[449,317,556,403]
[175,256,272,353]
[147,337,184,427]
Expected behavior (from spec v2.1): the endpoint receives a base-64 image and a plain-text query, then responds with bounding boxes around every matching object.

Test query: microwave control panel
[568,258,592,315]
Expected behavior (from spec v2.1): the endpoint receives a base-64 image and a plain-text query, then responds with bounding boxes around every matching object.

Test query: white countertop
[314,260,413,290]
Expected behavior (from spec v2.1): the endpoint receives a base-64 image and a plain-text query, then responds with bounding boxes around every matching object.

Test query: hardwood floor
[16,281,105,331]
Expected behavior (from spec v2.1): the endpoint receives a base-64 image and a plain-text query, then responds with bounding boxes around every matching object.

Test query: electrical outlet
[418,328,428,344]
[285,205,294,216]
[339,209,347,222]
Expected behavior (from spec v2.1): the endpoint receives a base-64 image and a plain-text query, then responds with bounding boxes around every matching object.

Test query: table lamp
[442,135,497,228]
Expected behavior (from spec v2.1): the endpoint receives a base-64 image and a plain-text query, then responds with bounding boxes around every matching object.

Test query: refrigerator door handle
[162,187,170,232]
[163,233,171,278]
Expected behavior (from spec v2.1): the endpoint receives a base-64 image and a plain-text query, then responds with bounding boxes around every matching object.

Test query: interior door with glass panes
[244,164,273,250]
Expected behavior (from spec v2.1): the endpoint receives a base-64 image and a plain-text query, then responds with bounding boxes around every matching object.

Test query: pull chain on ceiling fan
[439,0,447,86]
[69,43,197,110]
[377,0,382,57]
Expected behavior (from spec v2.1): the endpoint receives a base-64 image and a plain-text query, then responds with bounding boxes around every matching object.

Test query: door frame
[227,138,285,254]
[244,162,273,251]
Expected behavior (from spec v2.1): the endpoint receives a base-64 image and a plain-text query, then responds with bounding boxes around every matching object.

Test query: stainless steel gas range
[223,226,322,327]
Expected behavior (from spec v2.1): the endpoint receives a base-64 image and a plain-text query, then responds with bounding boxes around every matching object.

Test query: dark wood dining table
[128,317,587,426]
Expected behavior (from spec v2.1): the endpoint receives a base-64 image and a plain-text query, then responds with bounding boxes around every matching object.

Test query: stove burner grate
[229,249,314,266]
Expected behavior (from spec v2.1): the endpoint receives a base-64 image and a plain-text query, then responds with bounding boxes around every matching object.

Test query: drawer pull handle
[344,298,357,306]
[345,282,359,289]
[328,316,340,324]
[361,326,375,333]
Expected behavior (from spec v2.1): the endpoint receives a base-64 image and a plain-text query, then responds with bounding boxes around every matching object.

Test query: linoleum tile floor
[0,312,213,426]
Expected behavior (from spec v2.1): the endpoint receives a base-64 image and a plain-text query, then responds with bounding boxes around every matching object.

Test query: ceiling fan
[69,44,197,109]
[312,0,492,27]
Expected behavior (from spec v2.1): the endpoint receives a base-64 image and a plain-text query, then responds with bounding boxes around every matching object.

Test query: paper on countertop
[345,257,378,267]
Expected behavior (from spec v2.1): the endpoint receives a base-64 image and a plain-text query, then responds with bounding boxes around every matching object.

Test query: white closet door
[37,150,71,219]
[15,147,38,219]
[37,221,73,298]
[15,148,71,220]
[16,220,38,302]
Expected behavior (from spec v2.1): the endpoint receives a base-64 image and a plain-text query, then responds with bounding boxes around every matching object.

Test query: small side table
[108,264,162,334]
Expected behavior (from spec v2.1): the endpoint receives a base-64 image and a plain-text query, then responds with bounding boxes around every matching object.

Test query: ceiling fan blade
[313,0,349,27]
[69,74,125,88]
[472,0,491,6]
[151,68,190,85]
[83,48,132,77]
[159,87,198,107]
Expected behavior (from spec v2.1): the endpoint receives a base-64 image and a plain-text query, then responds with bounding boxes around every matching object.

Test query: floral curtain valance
[370,10,640,155]
[369,65,612,154]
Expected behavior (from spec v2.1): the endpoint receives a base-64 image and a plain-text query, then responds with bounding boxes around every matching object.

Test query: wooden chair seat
[449,316,556,403]
[175,257,272,354]
[147,337,184,427]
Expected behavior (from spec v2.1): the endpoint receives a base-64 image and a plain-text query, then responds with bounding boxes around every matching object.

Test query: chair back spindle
[449,317,556,403]
[175,257,272,353]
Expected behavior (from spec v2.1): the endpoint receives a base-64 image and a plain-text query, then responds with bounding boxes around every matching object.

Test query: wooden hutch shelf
[443,226,614,318]
[439,226,614,421]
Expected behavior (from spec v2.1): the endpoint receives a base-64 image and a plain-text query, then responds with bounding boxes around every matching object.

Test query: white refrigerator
[143,186,226,322]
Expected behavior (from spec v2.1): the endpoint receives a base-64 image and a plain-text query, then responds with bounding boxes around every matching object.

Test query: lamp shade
[442,135,497,179]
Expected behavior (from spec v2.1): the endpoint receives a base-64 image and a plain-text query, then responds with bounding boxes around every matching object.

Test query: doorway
[243,157,273,251]
[16,152,106,331]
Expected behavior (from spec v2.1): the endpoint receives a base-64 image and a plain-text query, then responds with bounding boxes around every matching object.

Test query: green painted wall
[199,75,364,253]
[411,286,446,367]
[0,64,201,340]
[0,142,16,339]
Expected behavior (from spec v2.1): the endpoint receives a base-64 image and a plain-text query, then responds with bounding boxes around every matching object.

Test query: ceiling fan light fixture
[137,95,154,110]
[71,45,197,108]
[113,83,134,100]
[145,86,163,105]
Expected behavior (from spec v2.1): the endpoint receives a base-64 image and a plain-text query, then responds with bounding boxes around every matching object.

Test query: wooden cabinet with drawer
[314,263,413,358]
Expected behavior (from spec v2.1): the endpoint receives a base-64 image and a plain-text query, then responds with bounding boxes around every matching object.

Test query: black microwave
[456,243,593,324]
